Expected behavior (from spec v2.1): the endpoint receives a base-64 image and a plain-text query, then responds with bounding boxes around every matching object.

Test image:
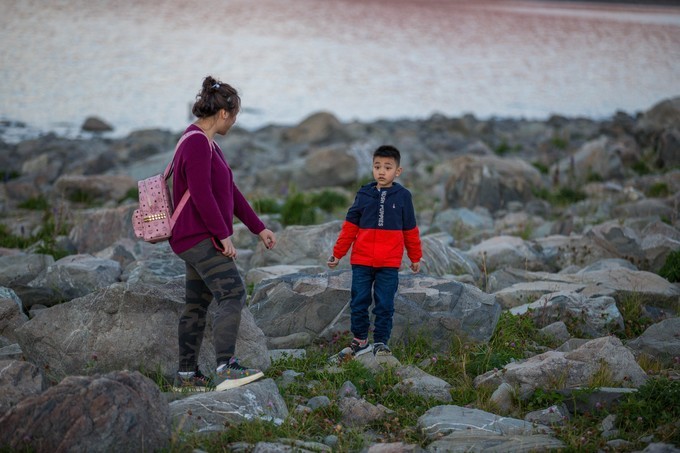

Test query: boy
[327,145,422,362]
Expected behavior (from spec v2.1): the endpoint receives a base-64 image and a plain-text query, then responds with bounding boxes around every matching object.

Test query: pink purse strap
[164,129,211,226]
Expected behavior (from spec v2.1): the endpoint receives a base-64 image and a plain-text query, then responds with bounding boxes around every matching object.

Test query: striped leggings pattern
[177,238,246,371]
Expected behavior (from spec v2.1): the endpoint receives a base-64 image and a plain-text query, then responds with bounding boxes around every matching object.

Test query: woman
[170,75,276,391]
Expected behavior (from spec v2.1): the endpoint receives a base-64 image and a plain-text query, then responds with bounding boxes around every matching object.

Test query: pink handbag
[132,130,209,243]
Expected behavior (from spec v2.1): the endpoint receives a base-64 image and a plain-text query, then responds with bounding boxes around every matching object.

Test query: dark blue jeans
[350,265,399,345]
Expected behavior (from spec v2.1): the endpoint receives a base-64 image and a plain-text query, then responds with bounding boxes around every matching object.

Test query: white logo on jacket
[378,190,387,227]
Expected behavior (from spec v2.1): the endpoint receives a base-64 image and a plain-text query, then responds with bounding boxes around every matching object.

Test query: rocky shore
[0,97,678,452]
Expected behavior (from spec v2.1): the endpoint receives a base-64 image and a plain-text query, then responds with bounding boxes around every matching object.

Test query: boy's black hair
[373,145,401,166]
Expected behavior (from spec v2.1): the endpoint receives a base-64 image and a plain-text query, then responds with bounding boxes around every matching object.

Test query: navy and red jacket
[333,182,422,268]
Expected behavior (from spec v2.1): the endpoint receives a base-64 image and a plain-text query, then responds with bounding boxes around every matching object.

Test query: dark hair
[373,145,401,166]
[191,75,241,118]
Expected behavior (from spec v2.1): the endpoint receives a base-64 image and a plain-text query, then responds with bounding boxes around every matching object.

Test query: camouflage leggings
[177,238,246,371]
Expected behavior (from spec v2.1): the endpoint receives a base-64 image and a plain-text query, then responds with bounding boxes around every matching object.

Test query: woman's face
[218,109,238,135]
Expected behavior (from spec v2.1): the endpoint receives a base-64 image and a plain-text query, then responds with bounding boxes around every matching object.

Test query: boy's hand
[327,256,339,268]
[410,261,421,273]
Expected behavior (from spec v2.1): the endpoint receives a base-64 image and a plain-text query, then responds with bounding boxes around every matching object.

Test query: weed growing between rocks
[0,198,72,259]
[279,189,349,226]
[659,250,680,283]
[616,292,655,339]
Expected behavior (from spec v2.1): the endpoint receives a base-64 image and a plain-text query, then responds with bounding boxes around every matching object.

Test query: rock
[0,370,170,452]
[81,116,114,132]
[539,321,571,344]
[428,207,494,239]
[524,404,570,426]
[466,235,546,273]
[245,264,326,287]
[53,174,136,205]
[26,254,122,306]
[0,295,28,341]
[489,382,515,414]
[494,267,680,312]
[299,146,358,189]
[69,205,139,254]
[640,220,680,273]
[639,443,680,453]
[425,431,566,452]
[635,96,680,134]
[556,387,637,415]
[308,395,331,410]
[627,317,680,366]
[169,379,288,433]
[249,221,342,269]
[585,221,645,267]
[474,336,647,399]
[250,271,501,349]
[417,405,553,439]
[337,396,393,428]
[552,136,625,184]
[442,155,544,213]
[365,442,424,453]
[0,359,46,414]
[656,128,680,168]
[510,291,623,338]
[338,380,359,399]
[393,372,453,403]
[419,233,481,279]
[0,253,54,288]
[611,199,677,224]
[282,112,349,145]
[14,282,269,382]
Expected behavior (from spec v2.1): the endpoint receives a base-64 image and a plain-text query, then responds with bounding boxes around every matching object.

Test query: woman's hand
[410,261,421,273]
[219,237,237,258]
[259,229,277,250]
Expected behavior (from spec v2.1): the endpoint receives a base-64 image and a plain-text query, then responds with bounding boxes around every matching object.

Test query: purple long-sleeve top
[168,124,265,254]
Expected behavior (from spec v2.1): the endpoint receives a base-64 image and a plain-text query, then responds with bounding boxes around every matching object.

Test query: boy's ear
[396,167,403,177]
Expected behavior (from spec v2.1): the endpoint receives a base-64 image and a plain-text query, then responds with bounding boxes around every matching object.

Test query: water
[1,0,679,142]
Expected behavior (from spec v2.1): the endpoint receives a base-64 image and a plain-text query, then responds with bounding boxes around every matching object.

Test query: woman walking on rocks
[169,75,277,391]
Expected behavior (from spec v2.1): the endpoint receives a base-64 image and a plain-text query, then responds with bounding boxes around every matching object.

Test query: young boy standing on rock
[327,145,422,362]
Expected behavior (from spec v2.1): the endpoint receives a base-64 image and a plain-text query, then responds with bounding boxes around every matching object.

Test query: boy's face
[372,156,402,189]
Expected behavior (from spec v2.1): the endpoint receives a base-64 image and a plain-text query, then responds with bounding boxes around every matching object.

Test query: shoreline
[0,104,649,146]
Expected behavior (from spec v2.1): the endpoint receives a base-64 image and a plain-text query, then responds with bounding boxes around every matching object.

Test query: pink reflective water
[0,0,678,138]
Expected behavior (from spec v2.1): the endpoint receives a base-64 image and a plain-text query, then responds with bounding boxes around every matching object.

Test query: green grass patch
[280,192,317,226]
[647,182,670,198]
[118,187,138,203]
[533,186,587,206]
[531,161,549,175]
[0,209,72,259]
[252,197,281,214]
[658,250,680,283]
[18,195,50,210]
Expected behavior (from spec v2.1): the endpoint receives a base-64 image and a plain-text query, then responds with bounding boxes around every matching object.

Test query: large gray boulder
[69,205,139,254]
[0,253,54,288]
[493,266,680,312]
[552,136,626,184]
[170,379,288,433]
[26,254,122,307]
[0,359,46,415]
[0,370,170,453]
[474,336,648,399]
[510,291,624,338]
[442,155,544,212]
[298,146,358,189]
[417,405,564,452]
[250,271,501,349]
[466,235,547,273]
[14,281,269,382]
[627,317,680,366]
